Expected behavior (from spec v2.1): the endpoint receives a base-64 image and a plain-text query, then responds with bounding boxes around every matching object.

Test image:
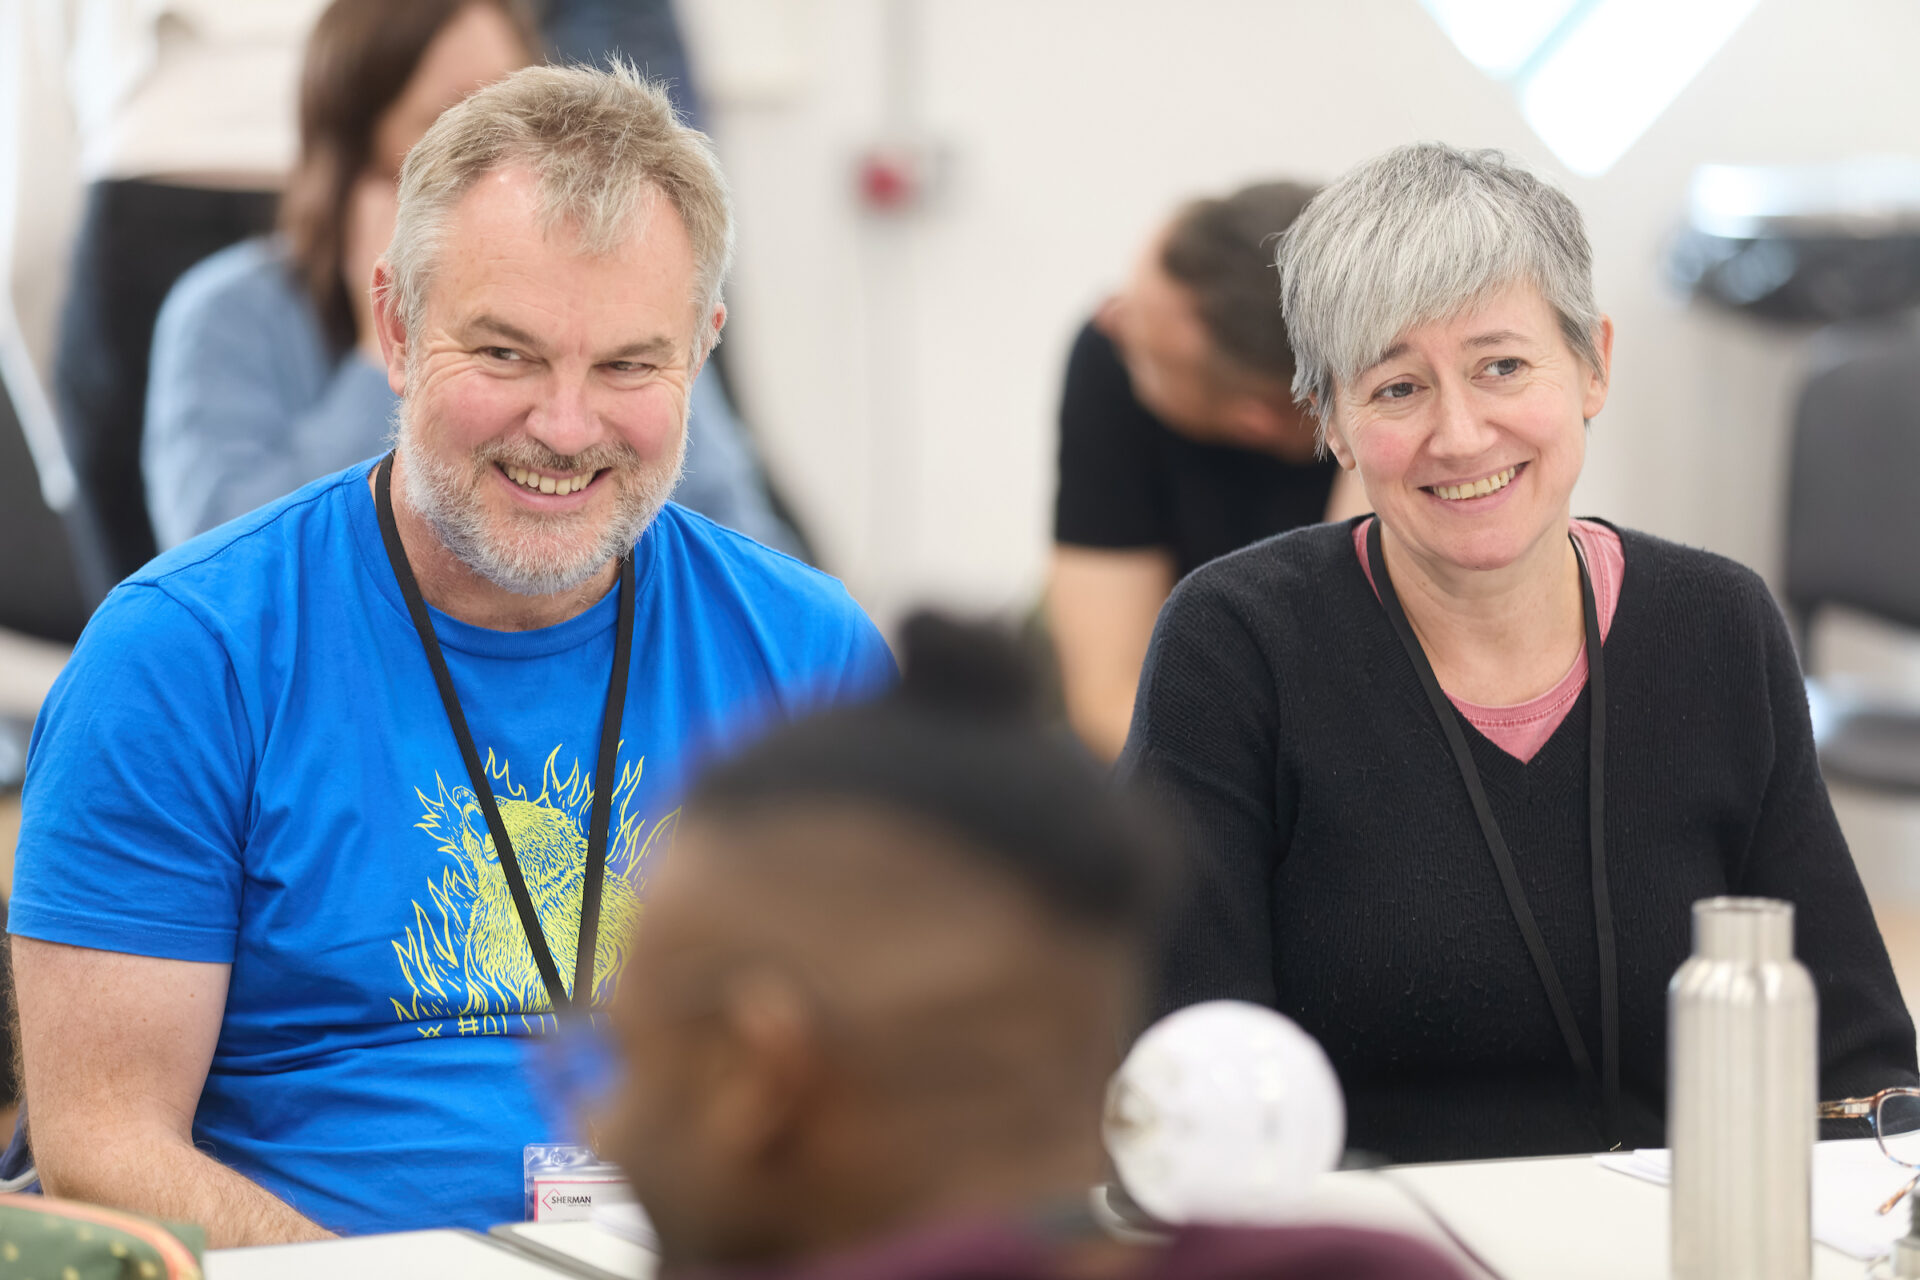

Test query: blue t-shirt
[10,460,893,1236]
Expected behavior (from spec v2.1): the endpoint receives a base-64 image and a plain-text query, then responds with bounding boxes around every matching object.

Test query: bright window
[1420,0,1583,78]
[1420,0,1760,176]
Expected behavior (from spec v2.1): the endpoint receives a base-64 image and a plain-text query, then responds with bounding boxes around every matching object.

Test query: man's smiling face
[390,164,714,596]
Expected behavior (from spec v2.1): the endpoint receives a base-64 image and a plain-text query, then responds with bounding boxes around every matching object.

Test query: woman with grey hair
[1120,142,1917,1162]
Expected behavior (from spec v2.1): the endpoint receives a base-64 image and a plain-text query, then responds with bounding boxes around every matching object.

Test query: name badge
[524,1143,633,1222]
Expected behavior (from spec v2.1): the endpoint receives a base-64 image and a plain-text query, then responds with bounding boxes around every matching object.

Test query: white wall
[694,0,1920,628]
[2,0,82,381]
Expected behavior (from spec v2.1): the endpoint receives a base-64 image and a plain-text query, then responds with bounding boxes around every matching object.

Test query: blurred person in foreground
[10,63,890,1245]
[1121,143,1917,1163]
[143,0,801,557]
[600,613,1468,1280]
[1049,183,1367,760]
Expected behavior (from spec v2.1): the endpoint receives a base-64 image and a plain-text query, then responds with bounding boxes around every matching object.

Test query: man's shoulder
[648,504,881,638]
[1067,317,1121,373]
[1063,318,1159,436]
[643,503,893,701]
[127,462,374,616]
[650,503,852,604]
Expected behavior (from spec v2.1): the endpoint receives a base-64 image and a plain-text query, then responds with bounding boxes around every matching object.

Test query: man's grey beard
[393,398,687,598]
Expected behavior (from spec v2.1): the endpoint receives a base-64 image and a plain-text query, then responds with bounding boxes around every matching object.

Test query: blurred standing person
[540,0,705,126]
[142,0,802,556]
[50,0,328,602]
[1050,184,1366,760]
[604,613,1469,1280]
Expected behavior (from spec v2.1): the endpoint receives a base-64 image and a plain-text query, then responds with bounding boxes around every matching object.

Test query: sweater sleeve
[1733,583,1919,1097]
[1117,571,1291,1016]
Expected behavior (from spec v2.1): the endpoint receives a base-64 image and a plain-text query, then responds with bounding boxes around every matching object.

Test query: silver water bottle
[1670,896,1817,1280]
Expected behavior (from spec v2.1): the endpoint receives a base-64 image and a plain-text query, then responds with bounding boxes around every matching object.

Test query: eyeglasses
[1819,1088,1920,1214]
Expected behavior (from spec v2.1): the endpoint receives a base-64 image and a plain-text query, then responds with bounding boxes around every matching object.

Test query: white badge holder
[523,1143,634,1222]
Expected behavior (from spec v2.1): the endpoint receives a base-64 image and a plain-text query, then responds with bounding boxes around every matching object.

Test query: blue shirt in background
[11,460,892,1235]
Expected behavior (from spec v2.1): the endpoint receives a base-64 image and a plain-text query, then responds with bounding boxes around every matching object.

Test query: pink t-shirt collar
[1352,516,1625,764]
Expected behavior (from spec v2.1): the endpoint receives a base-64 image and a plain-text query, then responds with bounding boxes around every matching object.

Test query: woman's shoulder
[152,236,327,375]
[1603,521,1788,641]
[1149,522,1368,670]
[1608,521,1768,590]
[1172,520,1364,613]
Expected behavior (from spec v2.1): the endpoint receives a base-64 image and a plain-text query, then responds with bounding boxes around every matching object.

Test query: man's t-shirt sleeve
[836,606,898,703]
[10,584,251,963]
[1053,321,1168,550]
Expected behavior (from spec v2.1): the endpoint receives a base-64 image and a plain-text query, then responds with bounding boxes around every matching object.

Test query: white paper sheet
[592,1199,660,1251]
[1595,1137,1914,1260]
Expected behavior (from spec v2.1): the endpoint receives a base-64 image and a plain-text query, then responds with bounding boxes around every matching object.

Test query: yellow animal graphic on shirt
[390,745,675,1036]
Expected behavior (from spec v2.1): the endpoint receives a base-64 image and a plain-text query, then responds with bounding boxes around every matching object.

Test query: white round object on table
[1103,999,1345,1225]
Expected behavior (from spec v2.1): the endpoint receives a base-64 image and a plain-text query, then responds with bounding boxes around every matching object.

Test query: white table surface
[1308,1155,1870,1279]
[493,1220,657,1279]
[205,1228,569,1280]
[201,1156,1878,1280]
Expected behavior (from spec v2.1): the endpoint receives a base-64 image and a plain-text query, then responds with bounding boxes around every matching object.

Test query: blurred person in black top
[1050,184,1366,759]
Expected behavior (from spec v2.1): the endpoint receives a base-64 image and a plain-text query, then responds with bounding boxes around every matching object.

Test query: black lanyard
[375,453,635,1015]
[1367,517,1620,1144]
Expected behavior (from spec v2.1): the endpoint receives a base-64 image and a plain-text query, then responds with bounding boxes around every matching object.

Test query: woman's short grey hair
[1278,143,1602,437]
[385,60,733,360]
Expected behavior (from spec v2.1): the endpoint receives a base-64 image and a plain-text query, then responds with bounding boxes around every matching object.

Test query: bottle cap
[1693,896,1795,962]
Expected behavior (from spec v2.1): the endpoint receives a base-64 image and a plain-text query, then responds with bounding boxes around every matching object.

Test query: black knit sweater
[1119,519,1918,1162]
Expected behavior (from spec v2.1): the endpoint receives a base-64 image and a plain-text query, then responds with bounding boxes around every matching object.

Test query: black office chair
[0,313,92,795]
[1784,320,1920,793]
[0,314,72,1137]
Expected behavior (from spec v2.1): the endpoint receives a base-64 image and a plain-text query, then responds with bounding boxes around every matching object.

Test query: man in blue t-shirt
[9,64,892,1246]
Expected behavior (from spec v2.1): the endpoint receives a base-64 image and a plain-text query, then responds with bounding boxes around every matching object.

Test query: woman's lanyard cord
[374,452,636,1016]
[1367,518,1621,1144]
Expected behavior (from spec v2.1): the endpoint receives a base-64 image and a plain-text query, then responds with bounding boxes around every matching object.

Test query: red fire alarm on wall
[855,141,947,214]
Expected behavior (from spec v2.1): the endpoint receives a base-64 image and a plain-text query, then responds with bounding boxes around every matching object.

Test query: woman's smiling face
[1325,282,1612,576]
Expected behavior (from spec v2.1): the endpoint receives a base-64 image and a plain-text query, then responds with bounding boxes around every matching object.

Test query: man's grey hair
[386,60,734,360]
[1278,143,1602,439]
